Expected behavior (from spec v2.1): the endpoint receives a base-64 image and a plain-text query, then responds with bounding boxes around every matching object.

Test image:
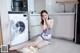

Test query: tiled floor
[1,38,80,53]
[37,38,80,53]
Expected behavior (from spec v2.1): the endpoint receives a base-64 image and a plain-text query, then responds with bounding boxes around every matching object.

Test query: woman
[9,10,53,50]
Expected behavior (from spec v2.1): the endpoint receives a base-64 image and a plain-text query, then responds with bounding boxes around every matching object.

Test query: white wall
[51,0,78,13]
[28,0,35,11]
[65,0,78,12]
[0,0,10,45]
[7,0,12,11]
[51,0,64,13]
[34,0,46,13]
[34,0,52,13]
[34,0,78,13]
[46,0,52,14]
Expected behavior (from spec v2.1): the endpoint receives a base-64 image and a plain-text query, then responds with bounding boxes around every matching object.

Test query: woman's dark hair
[40,10,50,25]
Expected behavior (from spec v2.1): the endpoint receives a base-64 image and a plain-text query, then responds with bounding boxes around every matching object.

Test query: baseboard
[52,36,73,41]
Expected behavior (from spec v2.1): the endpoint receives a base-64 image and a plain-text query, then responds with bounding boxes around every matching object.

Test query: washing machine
[9,13,28,46]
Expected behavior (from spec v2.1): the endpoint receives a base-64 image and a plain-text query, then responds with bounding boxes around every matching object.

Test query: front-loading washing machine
[9,13,28,46]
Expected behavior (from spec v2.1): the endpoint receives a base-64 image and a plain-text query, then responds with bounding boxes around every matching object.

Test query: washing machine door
[9,14,28,46]
[15,21,25,34]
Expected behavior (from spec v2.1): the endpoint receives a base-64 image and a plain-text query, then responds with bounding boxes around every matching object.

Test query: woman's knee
[36,44,44,49]
[31,41,38,47]
[36,41,49,48]
[34,39,42,45]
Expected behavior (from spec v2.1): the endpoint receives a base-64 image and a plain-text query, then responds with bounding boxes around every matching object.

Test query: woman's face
[42,12,48,19]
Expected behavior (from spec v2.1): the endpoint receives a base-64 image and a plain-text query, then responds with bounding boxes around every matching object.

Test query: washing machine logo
[16,21,25,34]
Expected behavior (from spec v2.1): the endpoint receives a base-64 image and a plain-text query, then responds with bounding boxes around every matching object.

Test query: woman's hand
[42,17,45,21]
[45,18,53,28]
[45,18,49,25]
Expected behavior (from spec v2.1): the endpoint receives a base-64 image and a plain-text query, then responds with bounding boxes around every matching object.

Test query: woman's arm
[45,19,54,28]
[40,23,46,30]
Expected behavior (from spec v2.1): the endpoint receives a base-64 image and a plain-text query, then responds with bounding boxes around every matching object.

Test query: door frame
[0,13,3,46]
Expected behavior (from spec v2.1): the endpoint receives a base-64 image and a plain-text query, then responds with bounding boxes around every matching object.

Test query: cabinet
[50,13,74,40]
[29,15,42,38]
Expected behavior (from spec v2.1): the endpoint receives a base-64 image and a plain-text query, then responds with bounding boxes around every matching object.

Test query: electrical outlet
[1,45,8,52]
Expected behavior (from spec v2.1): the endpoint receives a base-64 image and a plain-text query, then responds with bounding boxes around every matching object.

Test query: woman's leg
[9,36,43,50]
[9,41,30,50]
[22,36,43,48]
[30,36,43,47]
[36,40,50,49]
